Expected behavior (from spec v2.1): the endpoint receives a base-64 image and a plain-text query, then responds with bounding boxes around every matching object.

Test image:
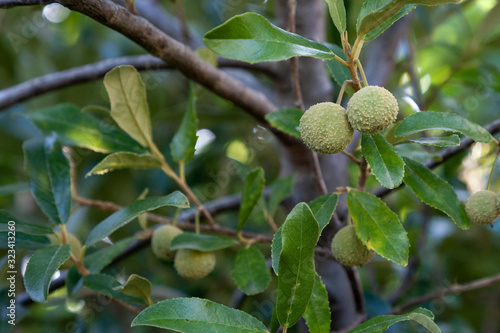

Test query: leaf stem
[179,161,186,183]
[195,209,200,235]
[336,80,350,105]
[355,59,369,87]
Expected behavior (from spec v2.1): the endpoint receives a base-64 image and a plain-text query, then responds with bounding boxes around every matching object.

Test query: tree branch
[0,0,51,8]
[391,273,500,315]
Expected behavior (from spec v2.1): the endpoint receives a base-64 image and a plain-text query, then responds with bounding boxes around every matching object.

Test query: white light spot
[195,129,216,154]
[43,4,70,23]
[403,96,420,113]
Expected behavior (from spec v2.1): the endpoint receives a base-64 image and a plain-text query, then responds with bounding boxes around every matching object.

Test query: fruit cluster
[300,86,399,154]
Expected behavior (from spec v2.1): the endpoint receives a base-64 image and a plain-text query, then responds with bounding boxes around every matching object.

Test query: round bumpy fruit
[151,225,183,261]
[49,232,82,269]
[346,86,398,134]
[174,249,216,280]
[331,225,375,266]
[299,102,354,154]
[465,190,500,225]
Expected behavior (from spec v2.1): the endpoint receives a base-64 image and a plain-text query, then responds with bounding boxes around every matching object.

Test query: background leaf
[85,192,189,246]
[325,0,346,34]
[303,273,331,333]
[23,135,71,224]
[238,168,265,233]
[394,111,493,143]
[83,274,144,304]
[170,232,238,252]
[0,210,53,235]
[114,274,152,304]
[204,13,337,63]
[131,297,268,332]
[403,157,470,229]
[24,245,71,303]
[265,108,303,139]
[170,84,199,162]
[308,193,338,233]
[325,44,351,86]
[362,133,405,189]
[277,203,319,328]
[231,246,271,295]
[347,190,409,266]
[104,65,152,147]
[25,104,146,154]
[267,175,295,216]
[86,152,161,176]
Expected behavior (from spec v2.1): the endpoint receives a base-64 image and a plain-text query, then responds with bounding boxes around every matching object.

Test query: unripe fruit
[151,225,183,261]
[174,249,216,280]
[331,225,375,266]
[299,102,354,154]
[49,232,82,269]
[465,190,500,225]
[346,86,398,134]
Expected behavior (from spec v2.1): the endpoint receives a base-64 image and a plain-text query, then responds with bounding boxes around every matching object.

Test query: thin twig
[345,266,366,316]
[173,0,191,44]
[312,151,329,195]
[341,150,361,165]
[287,0,304,110]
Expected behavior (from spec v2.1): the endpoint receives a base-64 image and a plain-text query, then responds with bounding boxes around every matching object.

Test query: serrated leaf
[86,152,161,177]
[170,85,198,163]
[267,175,295,216]
[265,108,303,139]
[203,13,337,63]
[170,232,238,252]
[347,190,409,266]
[83,274,144,304]
[395,134,461,147]
[325,43,351,86]
[403,157,470,229]
[67,237,135,296]
[104,65,152,148]
[131,297,269,332]
[271,226,282,275]
[277,203,319,328]
[24,245,71,303]
[325,0,346,34]
[309,193,338,233]
[114,274,152,304]
[349,307,441,333]
[85,192,189,247]
[231,246,271,295]
[23,135,71,225]
[238,168,265,233]
[304,273,331,333]
[24,104,146,154]
[362,133,405,189]
[394,111,493,143]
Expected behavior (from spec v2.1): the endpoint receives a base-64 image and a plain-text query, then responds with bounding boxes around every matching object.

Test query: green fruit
[174,249,216,280]
[465,190,500,225]
[346,86,398,134]
[331,225,375,266]
[299,102,354,154]
[49,232,82,269]
[151,225,183,261]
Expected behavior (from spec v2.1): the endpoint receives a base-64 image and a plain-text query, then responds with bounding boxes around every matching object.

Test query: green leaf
[277,203,319,328]
[85,192,189,247]
[86,152,161,177]
[349,307,441,333]
[395,135,461,147]
[265,108,303,139]
[238,168,265,233]
[403,157,470,229]
[267,175,295,216]
[325,0,346,34]
[269,304,280,333]
[347,190,409,266]
[104,65,152,147]
[24,104,146,154]
[0,182,29,196]
[357,1,461,41]
[394,111,493,143]
[24,245,71,303]
[325,44,351,86]
[271,225,282,275]
[0,232,51,250]
[23,135,71,224]
[136,188,150,231]
[170,232,238,252]
[203,13,337,63]
[170,85,199,163]
[131,297,269,333]
[66,237,135,296]
[303,273,331,333]
[83,274,144,304]
[0,210,53,235]
[114,274,152,305]
[308,193,339,233]
[362,133,405,189]
[231,246,271,295]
